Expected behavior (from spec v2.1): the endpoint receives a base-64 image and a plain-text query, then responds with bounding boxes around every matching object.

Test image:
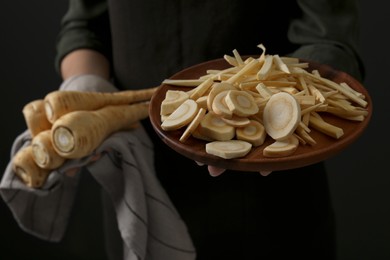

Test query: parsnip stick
[295,126,317,146]
[12,146,51,188]
[51,102,150,159]
[301,69,368,107]
[162,79,205,86]
[226,58,260,85]
[232,49,244,66]
[273,54,290,74]
[309,116,344,139]
[22,99,52,137]
[257,55,274,80]
[44,87,158,123]
[224,54,239,67]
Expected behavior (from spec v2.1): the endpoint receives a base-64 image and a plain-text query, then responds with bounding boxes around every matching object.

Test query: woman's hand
[196,161,272,177]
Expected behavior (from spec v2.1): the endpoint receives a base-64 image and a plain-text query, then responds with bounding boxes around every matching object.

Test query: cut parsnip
[225,90,259,117]
[263,135,299,157]
[221,115,251,127]
[195,95,208,110]
[162,79,205,87]
[161,99,199,131]
[309,116,344,139]
[31,129,66,169]
[206,140,252,159]
[12,145,51,188]
[236,120,266,146]
[207,82,236,111]
[160,90,189,116]
[179,108,206,143]
[198,112,235,141]
[211,90,233,118]
[263,92,301,140]
[257,54,273,80]
[189,78,214,100]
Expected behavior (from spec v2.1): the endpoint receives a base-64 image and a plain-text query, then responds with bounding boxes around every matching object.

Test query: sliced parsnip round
[191,127,214,142]
[207,82,236,111]
[180,108,206,143]
[263,92,301,140]
[195,95,208,110]
[263,135,299,157]
[198,112,235,141]
[32,129,66,169]
[160,90,189,116]
[161,99,199,131]
[225,90,259,117]
[236,120,266,146]
[211,90,233,118]
[221,115,251,127]
[206,140,252,159]
[12,146,51,188]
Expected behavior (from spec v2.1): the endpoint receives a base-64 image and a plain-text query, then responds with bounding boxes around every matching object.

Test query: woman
[5,0,365,259]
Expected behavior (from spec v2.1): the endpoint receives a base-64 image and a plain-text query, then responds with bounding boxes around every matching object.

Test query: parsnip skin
[44,87,157,123]
[52,102,150,159]
[22,99,52,137]
[12,146,51,188]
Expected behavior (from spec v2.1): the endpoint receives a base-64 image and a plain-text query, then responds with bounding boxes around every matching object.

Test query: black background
[0,0,389,259]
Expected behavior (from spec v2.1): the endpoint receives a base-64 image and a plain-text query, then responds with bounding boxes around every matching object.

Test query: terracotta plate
[149,58,372,172]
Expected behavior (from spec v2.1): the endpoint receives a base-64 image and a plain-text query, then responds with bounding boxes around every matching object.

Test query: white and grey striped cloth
[0,75,196,260]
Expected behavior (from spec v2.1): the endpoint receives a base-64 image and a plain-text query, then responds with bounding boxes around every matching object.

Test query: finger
[208,165,226,177]
[195,161,205,166]
[259,170,272,176]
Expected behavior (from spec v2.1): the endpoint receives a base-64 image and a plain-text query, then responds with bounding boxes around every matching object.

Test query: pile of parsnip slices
[159,44,369,160]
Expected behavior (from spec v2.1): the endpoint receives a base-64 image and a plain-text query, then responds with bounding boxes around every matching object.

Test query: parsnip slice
[207,82,236,111]
[263,92,301,140]
[263,135,299,157]
[236,120,266,146]
[199,112,235,141]
[221,115,251,127]
[160,90,189,115]
[211,90,233,118]
[179,108,206,143]
[161,99,198,131]
[206,140,252,159]
[225,90,259,117]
